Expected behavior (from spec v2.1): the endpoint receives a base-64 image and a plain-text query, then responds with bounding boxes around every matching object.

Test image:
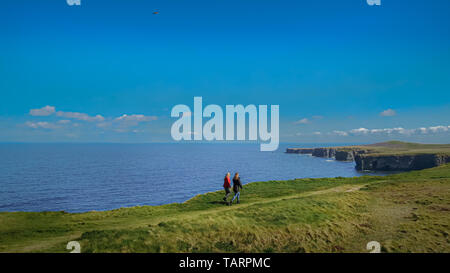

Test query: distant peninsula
[286,141,450,171]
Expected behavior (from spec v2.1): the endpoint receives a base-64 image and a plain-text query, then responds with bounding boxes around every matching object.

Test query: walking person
[223,173,232,203]
[230,172,243,205]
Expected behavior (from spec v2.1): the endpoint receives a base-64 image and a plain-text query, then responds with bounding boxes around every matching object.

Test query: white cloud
[26,106,159,134]
[428,125,449,133]
[329,125,450,137]
[313,131,321,135]
[107,114,158,130]
[350,128,369,134]
[417,127,428,134]
[56,111,105,122]
[332,130,348,136]
[369,127,411,134]
[29,106,55,116]
[25,121,58,129]
[29,106,105,122]
[115,114,157,122]
[294,118,309,125]
[369,129,383,133]
[380,109,396,117]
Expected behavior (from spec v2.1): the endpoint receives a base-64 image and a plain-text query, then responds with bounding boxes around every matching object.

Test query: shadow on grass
[209,201,230,205]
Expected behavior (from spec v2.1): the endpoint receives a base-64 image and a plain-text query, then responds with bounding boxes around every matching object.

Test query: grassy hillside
[351,141,450,156]
[1,164,449,253]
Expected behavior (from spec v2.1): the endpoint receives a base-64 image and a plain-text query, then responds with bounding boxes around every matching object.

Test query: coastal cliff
[335,150,355,161]
[2,164,450,253]
[355,153,450,171]
[285,148,314,154]
[286,141,450,172]
[286,147,365,161]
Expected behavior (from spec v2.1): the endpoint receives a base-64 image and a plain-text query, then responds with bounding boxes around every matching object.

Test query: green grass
[1,164,449,253]
[348,141,450,156]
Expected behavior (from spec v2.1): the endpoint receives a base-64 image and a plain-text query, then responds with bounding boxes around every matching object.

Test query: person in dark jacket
[230,172,243,205]
[223,173,231,202]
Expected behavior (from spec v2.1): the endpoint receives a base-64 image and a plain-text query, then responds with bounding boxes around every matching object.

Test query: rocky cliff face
[335,150,354,161]
[355,154,450,171]
[287,147,360,161]
[312,148,336,158]
[287,145,450,171]
[286,148,314,154]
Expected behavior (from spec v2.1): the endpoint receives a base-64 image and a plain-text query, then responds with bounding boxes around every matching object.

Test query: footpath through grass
[0,164,449,253]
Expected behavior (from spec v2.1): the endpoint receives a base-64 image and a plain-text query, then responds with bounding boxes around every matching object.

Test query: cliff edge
[286,141,450,171]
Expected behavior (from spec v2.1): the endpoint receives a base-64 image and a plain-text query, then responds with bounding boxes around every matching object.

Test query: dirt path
[136,183,369,227]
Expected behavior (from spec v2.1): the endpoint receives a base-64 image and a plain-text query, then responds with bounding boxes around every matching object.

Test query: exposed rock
[286,148,314,154]
[287,147,358,159]
[287,143,450,172]
[335,150,354,161]
[355,154,450,171]
[312,148,336,158]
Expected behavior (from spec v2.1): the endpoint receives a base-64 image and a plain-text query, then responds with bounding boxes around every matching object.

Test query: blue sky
[1,0,449,144]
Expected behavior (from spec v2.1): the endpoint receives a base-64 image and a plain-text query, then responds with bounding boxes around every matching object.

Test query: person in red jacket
[223,172,231,202]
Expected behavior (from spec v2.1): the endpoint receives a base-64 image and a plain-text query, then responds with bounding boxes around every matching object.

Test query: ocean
[0,143,370,212]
